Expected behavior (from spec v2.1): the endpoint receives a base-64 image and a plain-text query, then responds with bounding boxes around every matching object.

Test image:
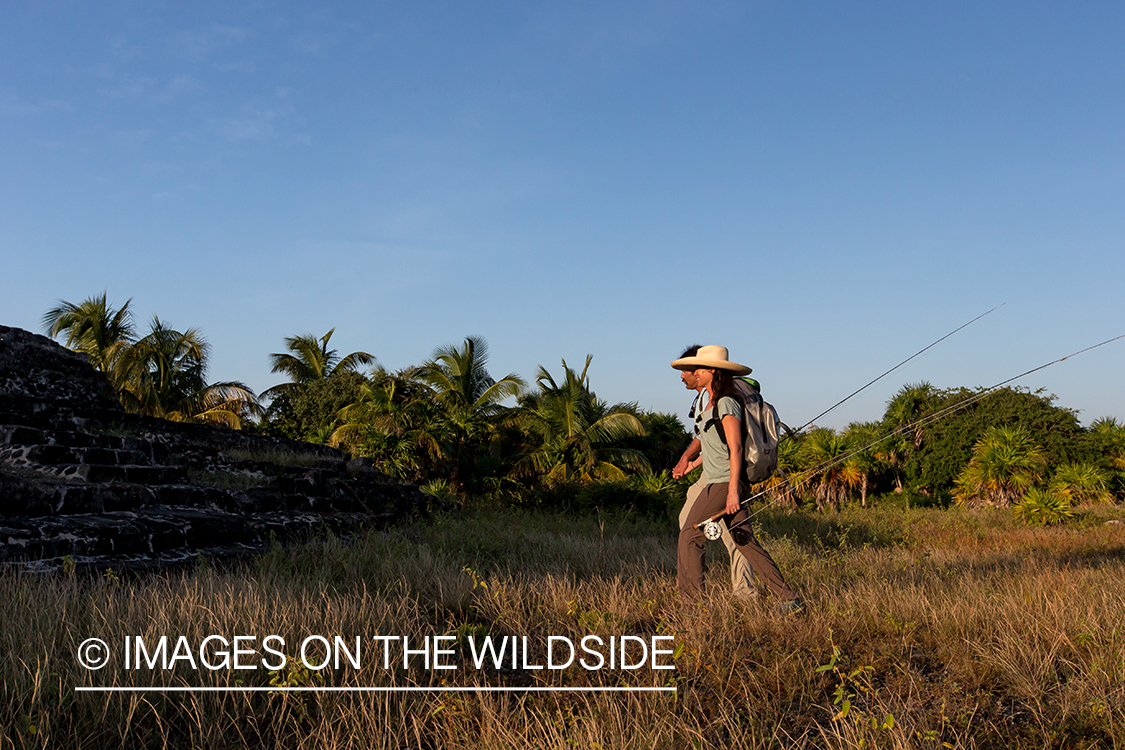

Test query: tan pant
[678,477,757,599]
[678,481,798,602]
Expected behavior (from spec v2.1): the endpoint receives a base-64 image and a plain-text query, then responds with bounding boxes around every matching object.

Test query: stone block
[26,444,78,465]
[80,447,119,465]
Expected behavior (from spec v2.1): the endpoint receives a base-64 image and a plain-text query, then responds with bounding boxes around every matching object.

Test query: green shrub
[1014,487,1074,526]
[513,479,669,517]
[420,479,454,499]
[574,480,668,517]
[1050,462,1114,506]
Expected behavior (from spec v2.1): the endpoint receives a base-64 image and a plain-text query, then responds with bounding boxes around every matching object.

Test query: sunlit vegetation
[43,293,258,428]
[21,293,1125,748]
[42,293,1125,517]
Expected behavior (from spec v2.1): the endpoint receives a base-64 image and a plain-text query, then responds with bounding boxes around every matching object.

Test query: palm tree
[419,336,524,418]
[1090,417,1125,482]
[953,425,1047,508]
[330,369,443,481]
[797,427,863,510]
[44,298,256,428]
[514,356,649,485]
[883,382,936,441]
[1049,463,1114,506]
[116,317,259,428]
[417,336,525,493]
[880,381,936,491]
[842,421,882,507]
[263,329,374,399]
[42,292,135,375]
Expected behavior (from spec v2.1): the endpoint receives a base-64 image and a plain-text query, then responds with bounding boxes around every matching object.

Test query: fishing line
[787,303,1005,437]
[721,332,1125,533]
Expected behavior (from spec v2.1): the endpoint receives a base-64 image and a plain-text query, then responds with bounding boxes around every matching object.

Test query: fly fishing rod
[699,332,1125,542]
[786,303,1005,437]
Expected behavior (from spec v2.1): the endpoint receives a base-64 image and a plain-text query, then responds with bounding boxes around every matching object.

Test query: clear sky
[3,1,1123,430]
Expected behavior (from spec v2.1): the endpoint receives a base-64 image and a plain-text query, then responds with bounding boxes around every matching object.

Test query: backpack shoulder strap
[705,393,747,446]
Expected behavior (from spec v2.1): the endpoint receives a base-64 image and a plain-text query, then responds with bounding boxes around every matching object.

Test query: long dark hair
[710,367,739,406]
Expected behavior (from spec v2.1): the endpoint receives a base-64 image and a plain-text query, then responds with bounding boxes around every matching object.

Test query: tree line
[769,382,1125,523]
[41,293,1125,520]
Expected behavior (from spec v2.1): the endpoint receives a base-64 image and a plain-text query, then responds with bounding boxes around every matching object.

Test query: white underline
[76,686,675,693]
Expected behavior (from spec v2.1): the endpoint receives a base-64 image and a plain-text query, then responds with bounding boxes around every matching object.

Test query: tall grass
[3,504,1125,748]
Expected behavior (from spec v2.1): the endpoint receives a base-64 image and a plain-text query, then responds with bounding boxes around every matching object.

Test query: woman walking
[670,345,803,611]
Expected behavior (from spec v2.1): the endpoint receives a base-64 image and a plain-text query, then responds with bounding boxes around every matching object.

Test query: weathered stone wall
[0,325,426,572]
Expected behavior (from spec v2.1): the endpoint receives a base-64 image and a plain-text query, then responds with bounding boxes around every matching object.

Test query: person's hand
[726,491,741,516]
[672,457,689,479]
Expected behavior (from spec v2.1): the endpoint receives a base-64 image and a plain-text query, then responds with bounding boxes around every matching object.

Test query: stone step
[0,404,118,434]
[0,425,47,446]
[0,508,254,562]
[1,470,412,519]
[0,443,152,467]
[0,474,235,516]
[0,417,132,447]
[75,464,186,484]
[0,508,382,571]
[0,424,163,457]
[0,412,55,432]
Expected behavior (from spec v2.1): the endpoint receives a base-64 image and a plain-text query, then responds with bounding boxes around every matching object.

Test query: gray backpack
[705,377,781,483]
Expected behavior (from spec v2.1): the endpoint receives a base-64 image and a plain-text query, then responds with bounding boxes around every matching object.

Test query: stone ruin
[0,325,427,572]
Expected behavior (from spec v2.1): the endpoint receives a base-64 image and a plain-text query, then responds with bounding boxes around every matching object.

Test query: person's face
[693,367,715,389]
[680,368,698,390]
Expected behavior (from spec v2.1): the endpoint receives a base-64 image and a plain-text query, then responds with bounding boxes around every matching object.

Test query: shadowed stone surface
[0,325,427,572]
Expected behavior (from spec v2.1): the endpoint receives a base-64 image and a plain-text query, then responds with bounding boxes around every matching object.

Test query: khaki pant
[679,477,757,599]
[678,481,798,602]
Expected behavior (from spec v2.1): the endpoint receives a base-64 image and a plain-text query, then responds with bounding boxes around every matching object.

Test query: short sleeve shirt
[700,395,742,484]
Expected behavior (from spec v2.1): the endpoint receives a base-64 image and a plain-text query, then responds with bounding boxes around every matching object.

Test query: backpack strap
[702,407,723,438]
[705,394,748,447]
[689,392,703,436]
[705,393,755,484]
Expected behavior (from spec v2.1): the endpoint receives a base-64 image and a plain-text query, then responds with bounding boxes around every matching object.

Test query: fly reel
[702,519,724,541]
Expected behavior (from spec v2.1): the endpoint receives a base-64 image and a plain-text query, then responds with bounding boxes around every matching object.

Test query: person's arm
[721,412,742,515]
[672,438,702,479]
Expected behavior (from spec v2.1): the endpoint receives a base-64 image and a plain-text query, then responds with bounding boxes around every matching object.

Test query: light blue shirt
[700,395,742,484]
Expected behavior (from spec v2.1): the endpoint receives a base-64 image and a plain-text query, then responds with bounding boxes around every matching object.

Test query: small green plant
[268,657,324,690]
[632,469,674,496]
[16,712,39,737]
[268,654,325,727]
[462,565,488,590]
[103,423,140,439]
[420,479,453,499]
[815,641,895,731]
[194,550,212,576]
[448,622,490,649]
[1014,488,1074,526]
[566,600,630,633]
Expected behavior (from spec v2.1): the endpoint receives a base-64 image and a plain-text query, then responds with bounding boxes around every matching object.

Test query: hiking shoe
[776,598,805,615]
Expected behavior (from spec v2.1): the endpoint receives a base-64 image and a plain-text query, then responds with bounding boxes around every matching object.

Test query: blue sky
[3,1,1123,430]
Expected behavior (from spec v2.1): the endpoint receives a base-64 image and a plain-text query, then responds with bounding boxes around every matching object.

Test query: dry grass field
[3,502,1125,749]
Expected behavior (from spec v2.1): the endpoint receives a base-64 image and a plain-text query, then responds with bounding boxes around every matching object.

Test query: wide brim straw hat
[670,345,752,376]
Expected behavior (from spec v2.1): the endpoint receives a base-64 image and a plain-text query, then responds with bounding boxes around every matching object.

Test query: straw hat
[670,345,752,375]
